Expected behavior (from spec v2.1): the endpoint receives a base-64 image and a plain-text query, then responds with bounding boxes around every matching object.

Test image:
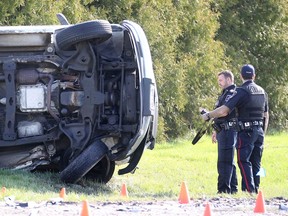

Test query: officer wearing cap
[212,70,238,194]
[201,64,269,193]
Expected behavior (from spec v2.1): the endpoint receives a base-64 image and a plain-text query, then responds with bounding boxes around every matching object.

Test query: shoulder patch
[226,90,237,101]
[225,95,232,102]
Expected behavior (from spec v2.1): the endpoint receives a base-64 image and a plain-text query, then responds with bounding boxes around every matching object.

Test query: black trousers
[237,126,264,193]
[216,129,238,193]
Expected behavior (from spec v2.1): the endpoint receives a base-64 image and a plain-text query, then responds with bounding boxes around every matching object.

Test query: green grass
[0,133,287,202]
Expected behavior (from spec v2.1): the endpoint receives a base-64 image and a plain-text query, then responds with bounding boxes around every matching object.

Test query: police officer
[212,70,238,194]
[201,64,269,193]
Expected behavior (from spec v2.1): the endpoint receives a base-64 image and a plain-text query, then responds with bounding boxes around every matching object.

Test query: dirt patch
[1,197,288,215]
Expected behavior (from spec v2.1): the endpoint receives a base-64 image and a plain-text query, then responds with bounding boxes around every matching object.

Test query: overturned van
[0,14,158,183]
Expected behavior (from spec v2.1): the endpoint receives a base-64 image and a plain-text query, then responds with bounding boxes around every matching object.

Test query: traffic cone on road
[120,183,128,197]
[1,187,6,194]
[59,187,66,199]
[178,181,190,204]
[80,200,90,216]
[203,202,212,216]
[254,190,266,213]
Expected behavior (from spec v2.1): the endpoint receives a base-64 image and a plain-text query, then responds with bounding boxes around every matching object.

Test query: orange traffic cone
[1,187,6,194]
[203,202,212,216]
[120,183,128,197]
[178,181,190,204]
[59,187,66,199]
[254,190,266,213]
[80,200,90,216]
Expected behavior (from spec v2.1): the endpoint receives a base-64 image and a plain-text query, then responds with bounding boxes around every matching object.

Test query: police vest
[237,82,265,121]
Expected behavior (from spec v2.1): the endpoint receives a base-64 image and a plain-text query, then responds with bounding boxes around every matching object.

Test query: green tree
[137,0,188,139]
[0,0,90,25]
[176,1,227,135]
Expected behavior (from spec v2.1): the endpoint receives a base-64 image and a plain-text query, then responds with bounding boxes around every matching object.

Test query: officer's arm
[263,92,269,134]
[210,105,230,118]
[263,111,269,134]
[203,105,230,120]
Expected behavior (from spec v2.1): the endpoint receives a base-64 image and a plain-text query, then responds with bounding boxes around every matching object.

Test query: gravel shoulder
[1,197,288,216]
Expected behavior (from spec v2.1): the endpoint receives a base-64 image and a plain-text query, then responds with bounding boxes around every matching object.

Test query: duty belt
[220,121,237,130]
[212,121,237,132]
[213,120,263,132]
[238,120,263,131]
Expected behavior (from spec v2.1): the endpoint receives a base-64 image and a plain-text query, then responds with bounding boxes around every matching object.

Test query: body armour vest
[237,82,265,121]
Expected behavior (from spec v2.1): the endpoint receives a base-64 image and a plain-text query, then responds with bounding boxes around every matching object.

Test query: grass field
[0,132,287,202]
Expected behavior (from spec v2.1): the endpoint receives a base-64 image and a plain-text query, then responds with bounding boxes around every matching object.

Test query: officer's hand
[212,131,217,143]
[199,108,210,121]
[199,107,208,114]
[201,112,210,121]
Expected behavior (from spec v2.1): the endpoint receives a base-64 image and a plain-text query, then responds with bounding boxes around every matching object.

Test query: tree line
[1,0,287,141]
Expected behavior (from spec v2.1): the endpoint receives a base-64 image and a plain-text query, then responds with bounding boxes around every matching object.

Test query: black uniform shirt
[214,84,236,124]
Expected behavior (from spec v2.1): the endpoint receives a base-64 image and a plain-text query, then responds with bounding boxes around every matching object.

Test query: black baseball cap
[241,64,255,79]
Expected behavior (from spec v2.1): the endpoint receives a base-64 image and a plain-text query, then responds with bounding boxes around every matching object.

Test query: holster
[212,123,222,133]
[237,121,244,131]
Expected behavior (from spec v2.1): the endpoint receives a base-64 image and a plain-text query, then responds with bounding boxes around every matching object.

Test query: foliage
[176,1,227,134]
[0,0,93,25]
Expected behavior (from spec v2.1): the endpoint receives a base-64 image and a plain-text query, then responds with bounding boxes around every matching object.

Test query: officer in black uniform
[212,70,238,194]
[201,64,269,193]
